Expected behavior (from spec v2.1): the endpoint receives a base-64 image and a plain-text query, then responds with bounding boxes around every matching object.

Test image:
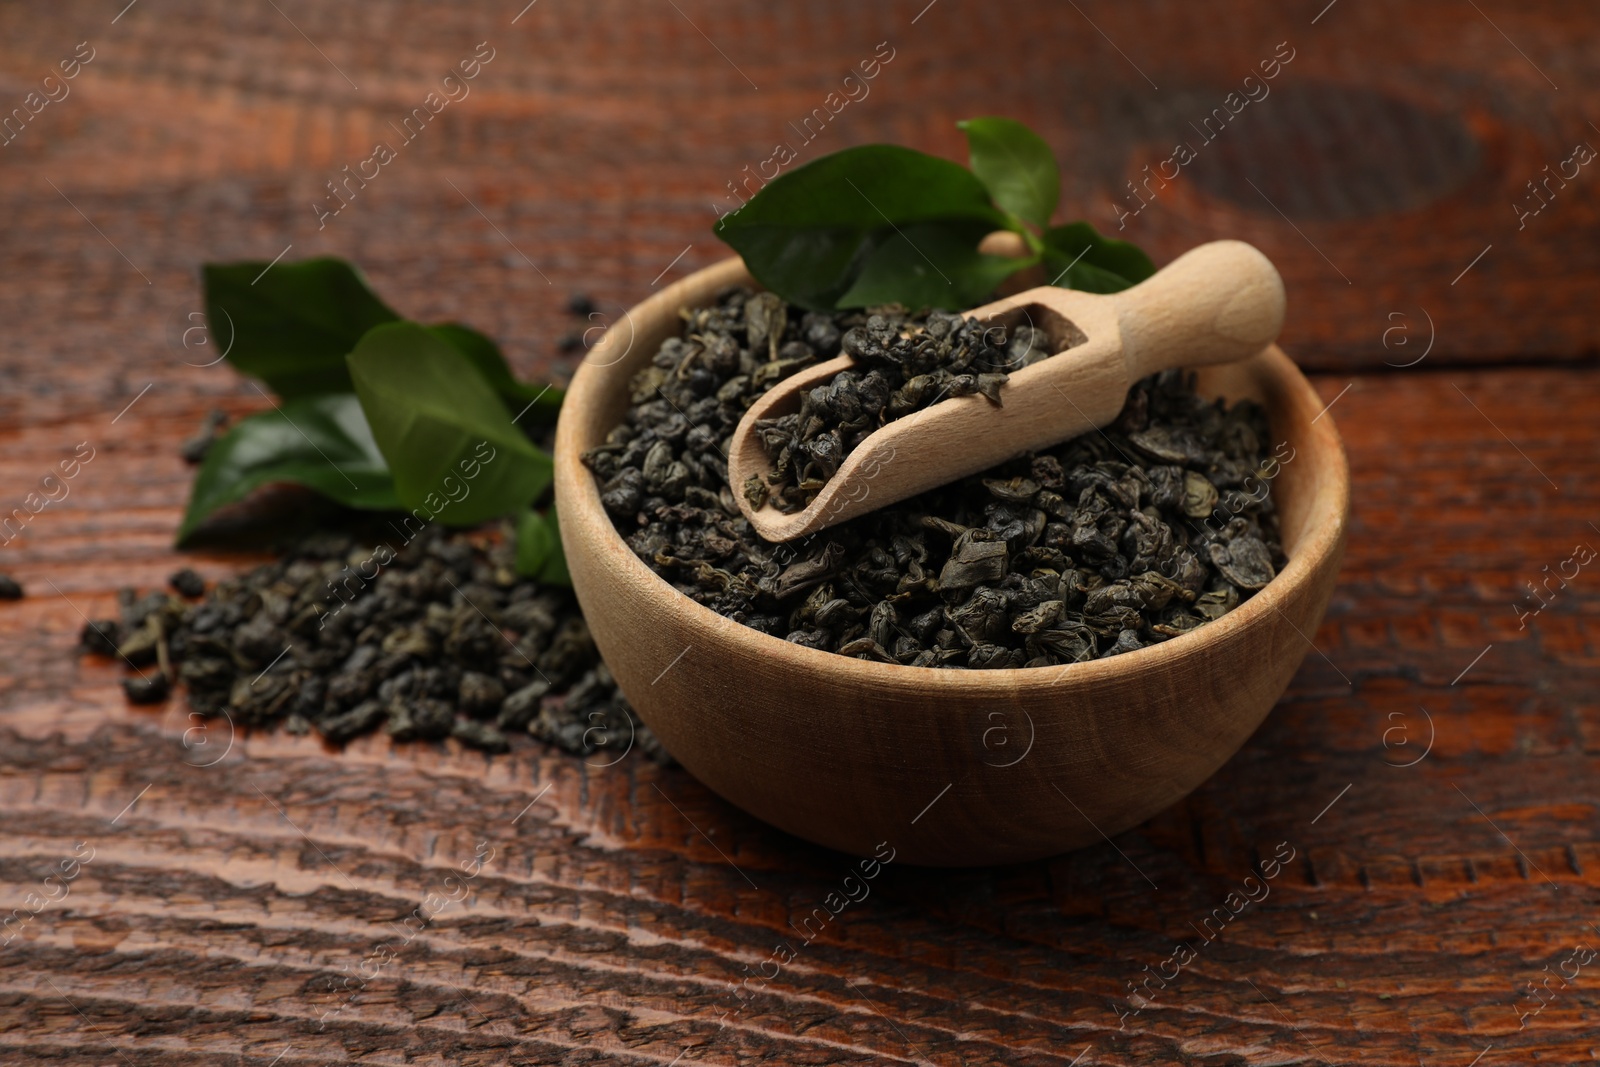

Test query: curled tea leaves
[751,309,1044,513]
[583,287,1286,668]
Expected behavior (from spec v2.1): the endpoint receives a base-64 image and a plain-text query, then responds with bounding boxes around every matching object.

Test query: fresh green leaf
[347,322,551,526]
[204,258,400,397]
[515,505,570,586]
[837,221,1036,309]
[1046,258,1140,294]
[177,393,398,545]
[958,117,1060,229]
[714,144,1012,309]
[1040,222,1157,293]
[425,323,564,426]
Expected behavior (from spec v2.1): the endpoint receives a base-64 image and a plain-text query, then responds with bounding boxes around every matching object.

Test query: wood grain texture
[560,252,1345,865]
[0,0,1597,1062]
[2,368,1598,1064]
[2,0,1598,382]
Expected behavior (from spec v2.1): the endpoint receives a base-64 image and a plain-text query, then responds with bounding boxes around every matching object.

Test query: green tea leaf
[177,393,398,545]
[837,221,1035,310]
[958,117,1060,229]
[515,505,571,585]
[1041,222,1157,293]
[204,258,400,398]
[425,323,564,426]
[714,144,1012,309]
[348,322,551,526]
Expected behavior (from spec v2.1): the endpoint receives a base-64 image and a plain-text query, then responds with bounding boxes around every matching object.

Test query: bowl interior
[556,257,1349,864]
[1191,360,1316,558]
[570,261,1338,623]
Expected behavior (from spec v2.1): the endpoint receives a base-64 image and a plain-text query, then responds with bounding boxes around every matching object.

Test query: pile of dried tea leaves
[84,525,668,760]
[583,287,1285,668]
[741,293,1058,512]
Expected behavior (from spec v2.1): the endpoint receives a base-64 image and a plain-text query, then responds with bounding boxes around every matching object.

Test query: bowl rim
[555,255,1351,693]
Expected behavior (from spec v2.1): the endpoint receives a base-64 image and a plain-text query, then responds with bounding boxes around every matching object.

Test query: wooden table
[2,1,1596,1062]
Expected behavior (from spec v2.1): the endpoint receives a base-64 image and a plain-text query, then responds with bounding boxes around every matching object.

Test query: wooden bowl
[554,256,1349,867]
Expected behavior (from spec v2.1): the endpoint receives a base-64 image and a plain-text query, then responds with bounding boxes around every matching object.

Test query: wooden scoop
[727,239,1287,542]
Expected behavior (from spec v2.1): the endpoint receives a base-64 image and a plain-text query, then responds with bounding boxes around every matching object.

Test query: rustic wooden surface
[1,0,1597,1063]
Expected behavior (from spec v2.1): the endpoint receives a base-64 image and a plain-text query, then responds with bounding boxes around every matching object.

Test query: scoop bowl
[553,255,1349,866]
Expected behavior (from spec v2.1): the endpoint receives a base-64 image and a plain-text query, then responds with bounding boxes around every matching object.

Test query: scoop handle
[1110,240,1286,379]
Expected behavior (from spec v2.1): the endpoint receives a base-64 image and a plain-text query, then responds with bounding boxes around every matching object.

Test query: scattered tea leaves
[180,409,229,464]
[88,525,668,762]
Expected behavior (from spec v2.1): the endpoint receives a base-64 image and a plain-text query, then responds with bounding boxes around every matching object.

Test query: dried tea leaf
[1208,535,1277,590]
[584,286,1284,669]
